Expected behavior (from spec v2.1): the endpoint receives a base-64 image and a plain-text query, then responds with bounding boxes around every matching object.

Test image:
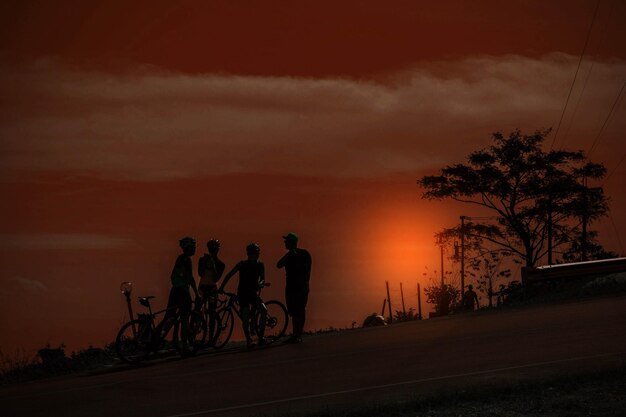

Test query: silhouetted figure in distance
[463,284,480,312]
[277,232,312,344]
[220,243,267,348]
[197,239,226,343]
[158,236,199,353]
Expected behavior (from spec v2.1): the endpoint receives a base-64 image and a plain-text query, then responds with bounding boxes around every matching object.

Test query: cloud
[1,53,624,180]
[10,276,48,292]
[0,234,132,250]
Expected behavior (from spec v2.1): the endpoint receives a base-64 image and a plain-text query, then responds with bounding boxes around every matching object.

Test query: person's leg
[241,303,252,346]
[157,288,179,337]
[207,288,218,343]
[293,288,309,339]
[255,300,267,340]
[179,294,192,352]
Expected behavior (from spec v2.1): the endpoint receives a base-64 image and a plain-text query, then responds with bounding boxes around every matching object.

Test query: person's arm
[219,261,241,292]
[197,255,204,277]
[277,252,289,268]
[259,262,265,288]
[304,251,312,282]
[186,257,199,297]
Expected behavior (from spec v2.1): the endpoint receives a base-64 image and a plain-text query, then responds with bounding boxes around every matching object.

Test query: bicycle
[212,283,288,349]
[115,295,204,364]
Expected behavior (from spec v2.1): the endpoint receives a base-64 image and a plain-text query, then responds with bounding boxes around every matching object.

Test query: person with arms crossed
[197,238,226,343]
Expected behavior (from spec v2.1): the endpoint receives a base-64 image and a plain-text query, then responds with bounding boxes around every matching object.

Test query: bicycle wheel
[115,318,153,364]
[258,300,289,341]
[213,308,234,349]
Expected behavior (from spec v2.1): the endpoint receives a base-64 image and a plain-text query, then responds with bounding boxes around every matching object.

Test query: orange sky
[1,0,625,354]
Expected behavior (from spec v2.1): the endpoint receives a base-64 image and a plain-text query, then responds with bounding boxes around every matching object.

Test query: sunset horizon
[1,0,625,357]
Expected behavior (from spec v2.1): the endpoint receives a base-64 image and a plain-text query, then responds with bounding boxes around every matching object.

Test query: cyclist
[220,243,267,348]
[157,236,199,353]
[197,239,226,341]
[277,232,312,344]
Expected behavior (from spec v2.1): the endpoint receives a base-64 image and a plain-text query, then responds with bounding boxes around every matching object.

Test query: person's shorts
[237,291,262,307]
[198,284,218,309]
[167,286,192,316]
[285,287,309,317]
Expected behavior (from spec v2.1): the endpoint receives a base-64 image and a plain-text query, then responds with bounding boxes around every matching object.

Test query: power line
[609,212,625,256]
[562,0,615,143]
[550,0,601,150]
[603,152,626,186]
[588,80,626,157]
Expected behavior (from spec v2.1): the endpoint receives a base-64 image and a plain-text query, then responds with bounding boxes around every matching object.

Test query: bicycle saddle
[138,295,155,307]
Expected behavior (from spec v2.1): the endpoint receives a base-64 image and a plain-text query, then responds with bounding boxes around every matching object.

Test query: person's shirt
[171,254,194,289]
[463,290,478,308]
[277,248,312,288]
[198,253,225,286]
[237,260,265,295]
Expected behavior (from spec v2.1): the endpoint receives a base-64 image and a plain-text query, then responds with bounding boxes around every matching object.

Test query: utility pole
[400,282,407,316]
[439,238,445,287]
[581,176,588,262]
[548,193,553,265]
[385,281,392,323]
[417,282,422,320]
[460,216,466,294]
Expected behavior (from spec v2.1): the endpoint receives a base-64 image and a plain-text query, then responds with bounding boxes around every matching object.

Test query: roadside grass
[0,344,116,386]
[284,365,626,417]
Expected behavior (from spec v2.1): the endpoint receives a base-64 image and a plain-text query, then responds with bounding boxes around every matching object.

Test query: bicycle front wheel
[213,308,234,349]
[258,300,289,341]
[115,319,153,364]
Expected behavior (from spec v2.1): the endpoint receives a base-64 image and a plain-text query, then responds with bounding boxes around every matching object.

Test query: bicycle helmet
[207,239,221,249]
[246,242,260,255]
[179,236,196,249]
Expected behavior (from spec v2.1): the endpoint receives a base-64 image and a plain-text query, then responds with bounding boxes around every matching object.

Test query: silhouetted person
[197,239,226,342]
[277,232,312,344]
[220,243,267,348]
[463,284,480,311]
[158,236,199,353]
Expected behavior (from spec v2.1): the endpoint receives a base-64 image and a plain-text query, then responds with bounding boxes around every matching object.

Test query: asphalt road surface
[2,295,626,416]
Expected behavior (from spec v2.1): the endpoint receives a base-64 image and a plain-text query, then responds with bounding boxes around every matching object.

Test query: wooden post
[386,281,393,323]
[400,282,407,316]
[417,282,422,320]
[460,216,466,294]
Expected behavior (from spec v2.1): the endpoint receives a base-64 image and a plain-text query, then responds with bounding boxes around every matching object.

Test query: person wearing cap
[157,236,199,353]
[197,239,226,343]
[277,232,312,344]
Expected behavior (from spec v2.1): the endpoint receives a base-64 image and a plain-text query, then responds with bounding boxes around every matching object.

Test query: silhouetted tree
[418,129,609,267]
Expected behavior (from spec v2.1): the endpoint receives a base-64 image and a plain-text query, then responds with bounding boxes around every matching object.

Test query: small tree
[394,308,417,322]
[469,251,512,308]
[424,283,459,316]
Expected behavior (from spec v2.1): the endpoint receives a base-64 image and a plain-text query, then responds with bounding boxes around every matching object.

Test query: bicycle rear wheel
[213,308,234,349]
[115,318,153,364]
[258,300,289,341]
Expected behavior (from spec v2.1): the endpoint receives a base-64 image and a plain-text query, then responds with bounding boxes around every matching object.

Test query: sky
[1,0,625,354]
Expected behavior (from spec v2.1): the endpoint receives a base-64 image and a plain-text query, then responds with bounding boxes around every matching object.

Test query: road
[2,295,626,416]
